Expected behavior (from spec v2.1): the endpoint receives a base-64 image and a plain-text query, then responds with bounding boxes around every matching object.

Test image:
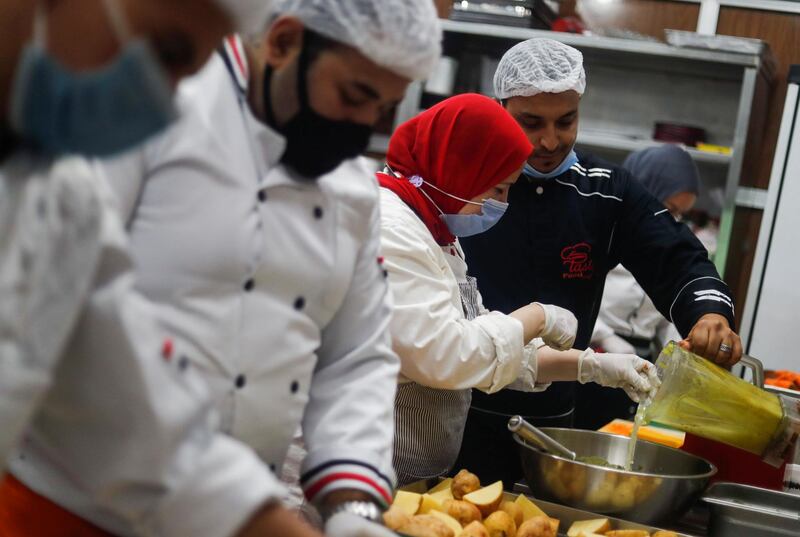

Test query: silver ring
[719,343,732,354]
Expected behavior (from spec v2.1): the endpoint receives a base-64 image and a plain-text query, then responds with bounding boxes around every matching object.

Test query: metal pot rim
[513,428,718,480]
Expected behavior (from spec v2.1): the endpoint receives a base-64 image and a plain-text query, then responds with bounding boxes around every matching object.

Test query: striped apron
[393,273,481,486]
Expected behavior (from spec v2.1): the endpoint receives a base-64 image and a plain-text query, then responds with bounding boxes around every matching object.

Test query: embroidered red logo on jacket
[561,242,594,280]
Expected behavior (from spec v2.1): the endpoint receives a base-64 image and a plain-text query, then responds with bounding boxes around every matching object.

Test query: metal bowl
[515,428,716,524]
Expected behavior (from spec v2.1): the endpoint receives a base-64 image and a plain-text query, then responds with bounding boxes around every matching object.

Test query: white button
[536,186,544,195]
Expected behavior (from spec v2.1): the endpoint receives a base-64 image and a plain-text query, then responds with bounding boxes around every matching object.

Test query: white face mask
[385,164,510,237]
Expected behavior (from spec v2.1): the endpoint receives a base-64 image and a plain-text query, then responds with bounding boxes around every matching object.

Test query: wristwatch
[320,500,385,523]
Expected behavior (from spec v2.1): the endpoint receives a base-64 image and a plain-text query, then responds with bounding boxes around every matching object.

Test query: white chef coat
[592,264,681,348]
[378,187,546,393]
[98,40,399,506]
[1,152,281,536]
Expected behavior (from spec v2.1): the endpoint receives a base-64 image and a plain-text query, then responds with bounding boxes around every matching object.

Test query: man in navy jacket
[457,38,741,485]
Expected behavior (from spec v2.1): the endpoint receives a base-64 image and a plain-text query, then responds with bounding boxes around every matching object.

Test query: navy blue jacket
[461,151,735,418]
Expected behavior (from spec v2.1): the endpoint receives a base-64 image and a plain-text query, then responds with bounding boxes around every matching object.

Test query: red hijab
[377,93,533,245]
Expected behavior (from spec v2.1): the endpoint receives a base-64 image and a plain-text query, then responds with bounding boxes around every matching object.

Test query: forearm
[508,303,546,343]
[236,503,323,537]
[534,347,581,383]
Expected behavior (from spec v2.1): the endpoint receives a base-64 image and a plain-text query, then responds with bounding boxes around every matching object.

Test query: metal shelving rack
[370,20,775,277]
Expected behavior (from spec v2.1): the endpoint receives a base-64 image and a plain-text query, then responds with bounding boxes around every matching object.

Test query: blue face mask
[9,1,176,156]
[522,149,579,180]
[440,198,509,237]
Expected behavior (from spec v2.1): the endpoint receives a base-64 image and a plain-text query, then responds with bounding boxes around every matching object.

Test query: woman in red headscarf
[378,94,582,484]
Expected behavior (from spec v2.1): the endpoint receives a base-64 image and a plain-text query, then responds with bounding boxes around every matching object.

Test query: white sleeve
[591,315,615,345]
[0,157,103,467]
[656,318,682,348]
[381,220,529,394]
[10,170,284,537]
[300,199,399,508]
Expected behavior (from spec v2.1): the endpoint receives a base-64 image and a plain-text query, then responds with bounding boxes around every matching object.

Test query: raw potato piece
[429,478,454,494]
[430,487,456,502]
[463,480,504,516]
[430,510,465,536]
[443,499,482,525]
[567,519,611,537]
[399,514,455,537]
[605,531,650,537]
[452,470,481,500]
[460,521,490,537]
[419,494,446,514]
[516,516,556,537]
[483,510,517,537]
[513,494,548,522]
[499,501,524,527]
[383,506,411,530]
[548,519,560,535]
[653,532,678,537]
[393,490,423,516]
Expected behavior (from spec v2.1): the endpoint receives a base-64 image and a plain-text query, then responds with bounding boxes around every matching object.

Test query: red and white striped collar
[221,34,250,94]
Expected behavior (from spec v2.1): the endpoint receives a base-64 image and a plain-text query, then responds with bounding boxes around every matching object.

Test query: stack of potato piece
[384,469,680,537]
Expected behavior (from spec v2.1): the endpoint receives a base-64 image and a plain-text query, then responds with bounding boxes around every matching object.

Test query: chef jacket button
[178,356,190,371]
[235,374,246,389]
[269,463,276,472]
[294,296,305,310]
[258,189,267,202]
[536,186,544,195]
[313,206,324,219]
[243,278,255,292]
[290,380,299,394]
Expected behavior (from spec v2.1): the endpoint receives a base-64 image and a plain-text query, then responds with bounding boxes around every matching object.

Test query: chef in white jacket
[93,0,442,530]
[0,1,330,537]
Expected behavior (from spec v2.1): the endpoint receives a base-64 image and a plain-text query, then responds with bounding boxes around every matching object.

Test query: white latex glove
[599,334,637,355]
[577,349,661,403]
[324,512,397,537]
[535,302,578,351]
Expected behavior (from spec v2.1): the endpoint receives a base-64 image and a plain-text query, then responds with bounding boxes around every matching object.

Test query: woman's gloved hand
[534,302,578,351]
[324,512,397,537]
[577,348,661,402]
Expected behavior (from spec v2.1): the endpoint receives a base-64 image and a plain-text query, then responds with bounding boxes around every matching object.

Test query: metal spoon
[507,415,576,460]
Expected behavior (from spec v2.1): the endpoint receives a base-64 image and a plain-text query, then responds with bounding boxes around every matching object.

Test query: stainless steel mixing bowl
[515,428,716,524]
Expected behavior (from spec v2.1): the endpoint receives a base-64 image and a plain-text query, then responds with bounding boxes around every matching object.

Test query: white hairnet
[493,38,586,99]
[272,0,442,81]
[214,0,274,35]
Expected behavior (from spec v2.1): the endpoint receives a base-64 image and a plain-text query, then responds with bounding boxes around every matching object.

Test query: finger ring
[719,343,732,354]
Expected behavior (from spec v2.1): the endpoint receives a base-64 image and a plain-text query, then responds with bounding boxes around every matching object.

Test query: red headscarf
[377,93,533,245]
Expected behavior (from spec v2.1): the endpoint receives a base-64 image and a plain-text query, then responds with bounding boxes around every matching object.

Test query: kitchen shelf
[577,131,733,165]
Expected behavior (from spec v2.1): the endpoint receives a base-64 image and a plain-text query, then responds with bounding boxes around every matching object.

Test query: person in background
[590,144,700,422]
[455,38,741,485]
[93,0,442,532]
[0,1,335,536]
[378,94,659,486]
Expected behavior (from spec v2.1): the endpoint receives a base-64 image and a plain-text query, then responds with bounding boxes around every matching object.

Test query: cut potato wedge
[517,516,557,537]
[399,514,455,537]
[463,481,504,517]
[605,531,650,537]
[393,490,423,516]
[428,478,454,494]
[429,510,464,536]
[419,493,446,514]
[459,520,489,537]
[430,486,455,502]
[567,519,611,537]
[548,518,560,534]
[653,532,678,537]
[513,494,548,521]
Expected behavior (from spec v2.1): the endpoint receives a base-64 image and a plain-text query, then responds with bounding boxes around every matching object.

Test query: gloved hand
[324,512,396,537]
[577,349,661,403]
[598,334,636,355]
[535,302,578,351]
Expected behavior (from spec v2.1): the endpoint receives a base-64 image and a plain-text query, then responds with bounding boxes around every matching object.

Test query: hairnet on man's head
[493,38,586,99]
[271,0,442,81]
[214,0,275,35]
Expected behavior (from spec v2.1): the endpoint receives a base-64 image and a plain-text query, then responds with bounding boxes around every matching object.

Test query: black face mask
[263,34,373,180]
